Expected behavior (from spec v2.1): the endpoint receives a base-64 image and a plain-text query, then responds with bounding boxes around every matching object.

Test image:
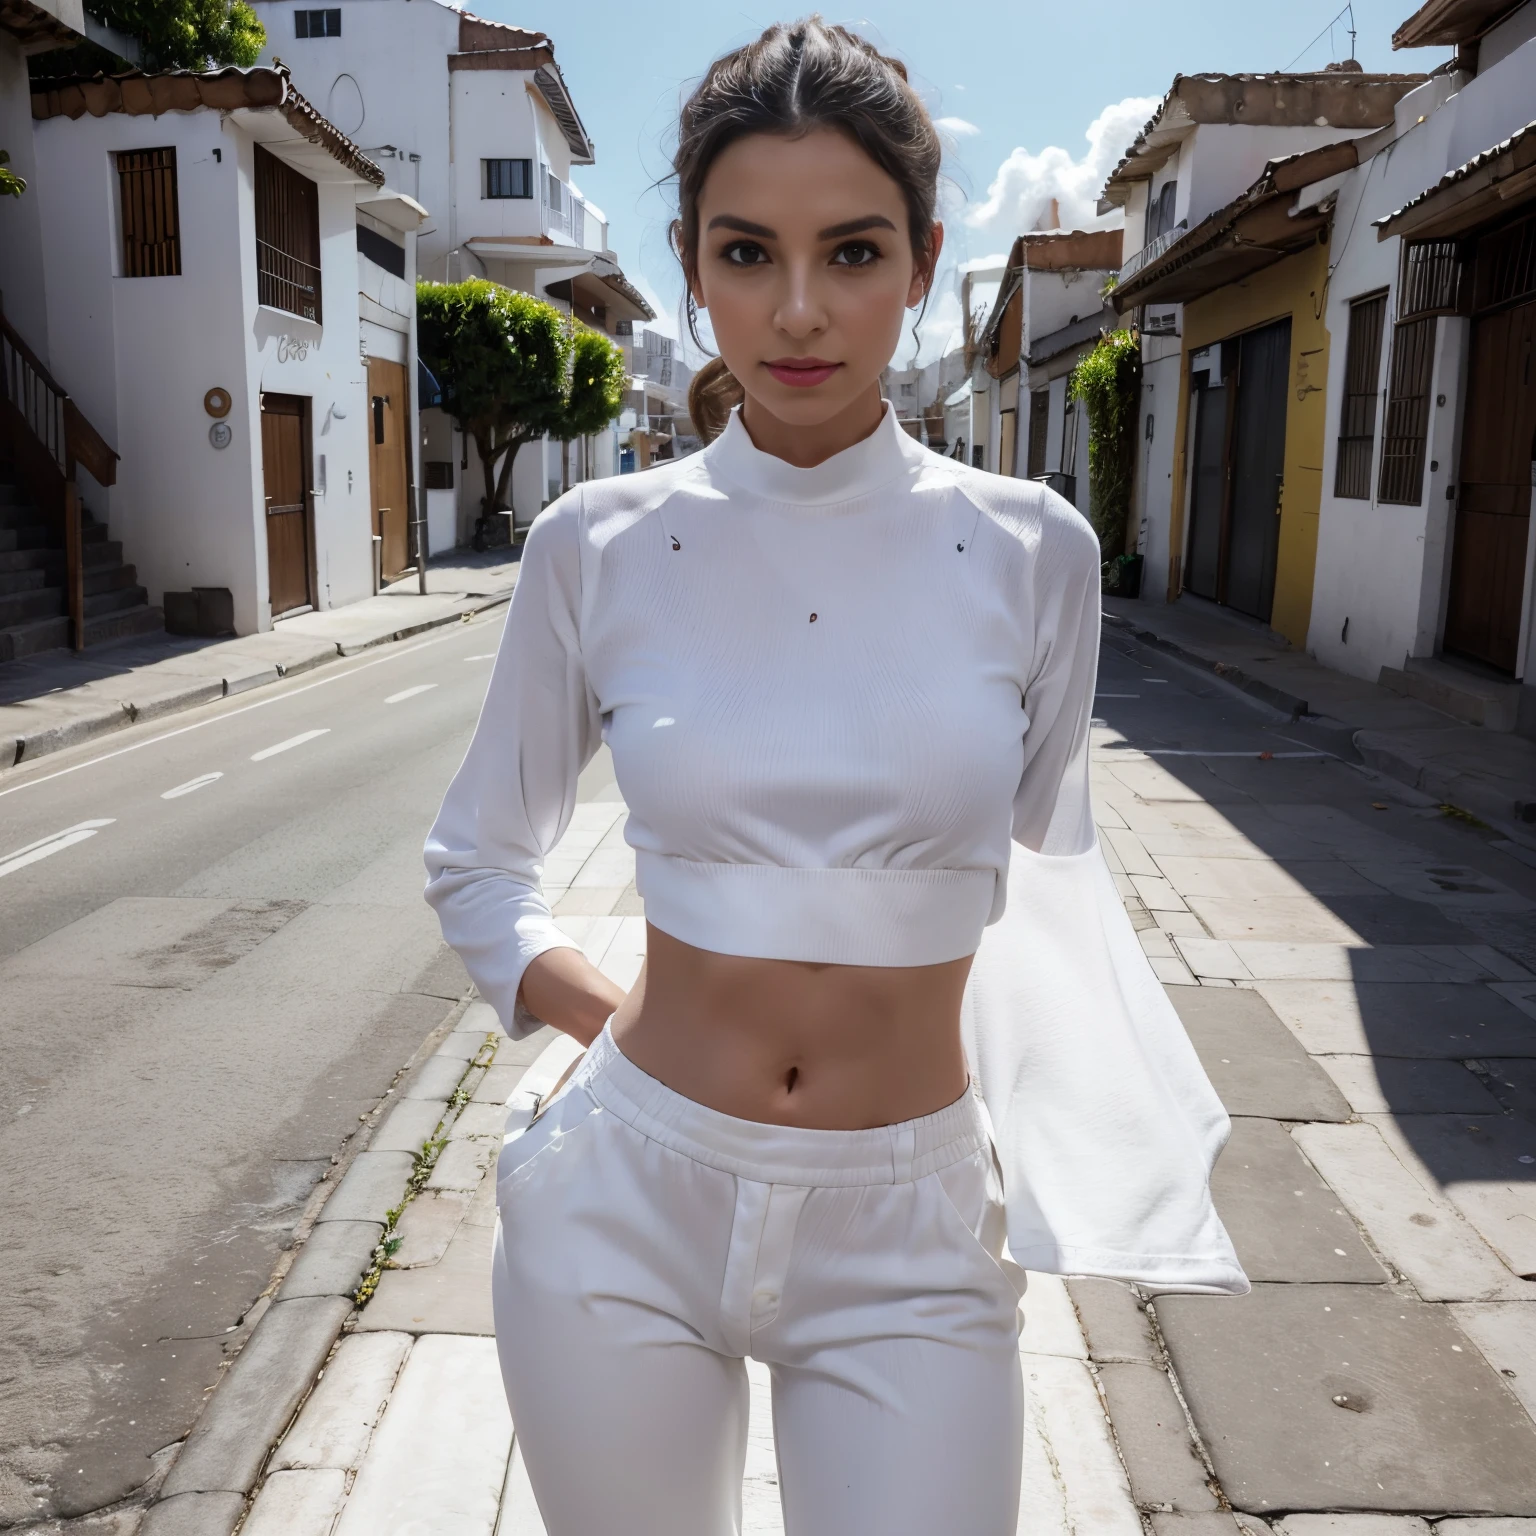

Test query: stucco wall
[1135,350,1182,596]
[1170,237,1332,647]
[0,35,50,363]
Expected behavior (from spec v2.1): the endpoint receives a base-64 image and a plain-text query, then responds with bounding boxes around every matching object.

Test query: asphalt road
[0,607,514,1526]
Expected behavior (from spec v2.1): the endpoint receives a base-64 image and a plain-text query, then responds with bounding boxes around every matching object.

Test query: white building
[28,64,426,635]
[1099,71,1422,601]
[1302,0,1536,733]
[255,0,654,543]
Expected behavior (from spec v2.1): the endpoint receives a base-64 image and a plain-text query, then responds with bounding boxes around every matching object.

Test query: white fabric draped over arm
[423,496,599,1038]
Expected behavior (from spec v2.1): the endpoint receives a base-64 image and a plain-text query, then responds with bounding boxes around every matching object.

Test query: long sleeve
[1010,504,1101,858]
[423,493,600,1037]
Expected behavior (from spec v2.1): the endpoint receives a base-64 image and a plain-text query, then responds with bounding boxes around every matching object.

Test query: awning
[1374,116,1536,242]
[1392,0,1517,48]
[1112,138,1358,310]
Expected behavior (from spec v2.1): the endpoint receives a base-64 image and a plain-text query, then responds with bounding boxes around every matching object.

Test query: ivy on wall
[1068,327,1141,574]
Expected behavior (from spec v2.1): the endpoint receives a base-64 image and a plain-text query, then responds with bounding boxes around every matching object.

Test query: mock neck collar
[705,401,922,506]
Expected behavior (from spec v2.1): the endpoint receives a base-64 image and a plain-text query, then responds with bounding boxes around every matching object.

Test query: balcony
[541,169,607,253]
[1119,219,1187,286]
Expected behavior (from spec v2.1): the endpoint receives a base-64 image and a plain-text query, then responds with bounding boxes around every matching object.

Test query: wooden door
[367,358,411,580]
[998,408,1017,477]
[1223,318,1291,623]
[1184,377,1230,602]
[1444,298,1536,672]
[260,394,313,617]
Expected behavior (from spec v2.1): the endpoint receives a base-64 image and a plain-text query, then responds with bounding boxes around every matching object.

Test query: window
[483,158,532,199]
[116,147,181,277]
[356,222,405,279]
[255,145,321,322]
[295,8,341,36]
[425,461,454,490]
[1377,317,1436,505]
[1399,238,1463,320]
[1149,180,1178,242]
[1026,388,1049,478]
[1334,291,1386,499]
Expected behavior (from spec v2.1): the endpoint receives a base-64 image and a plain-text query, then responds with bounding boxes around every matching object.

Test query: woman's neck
[738,383,886,469]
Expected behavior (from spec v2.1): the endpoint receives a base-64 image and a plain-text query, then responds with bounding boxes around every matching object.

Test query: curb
[3,591,512,773]
[135,995,495,1536]
[1354,729,1536,831]
[1101,612,1310,719]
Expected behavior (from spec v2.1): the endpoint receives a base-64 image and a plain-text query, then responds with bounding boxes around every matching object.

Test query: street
[5,591,1532,1529]
[0,607,510,1526]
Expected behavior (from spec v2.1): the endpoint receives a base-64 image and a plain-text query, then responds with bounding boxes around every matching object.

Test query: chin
[756,381,870,428]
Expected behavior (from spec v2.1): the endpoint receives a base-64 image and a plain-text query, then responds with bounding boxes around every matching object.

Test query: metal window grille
[425,461,454,490]
[255,146,322,322]
[1377,316,1436,505]
[483,158,532,199]
[294,8,340,35]
[1398,238,1463,320]
[116,147,181,277]
[1334,290,1386,500]
[1470,208,1536,316]
[1026,389,1049,479]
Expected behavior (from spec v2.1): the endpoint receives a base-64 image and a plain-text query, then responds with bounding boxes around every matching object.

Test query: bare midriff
[607,923,974,1130]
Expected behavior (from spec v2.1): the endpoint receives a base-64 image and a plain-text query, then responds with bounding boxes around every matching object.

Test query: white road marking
[0,818,115,880]
[1095,693,1140,699]
[465,653,495,661]
[251,728,330,762]
[162,772,224,800]
[0,618,496,801]
[1144,749,1328,759]
[384,684,438,704]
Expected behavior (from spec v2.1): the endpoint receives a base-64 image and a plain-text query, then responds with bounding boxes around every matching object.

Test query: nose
[772,259,829,342]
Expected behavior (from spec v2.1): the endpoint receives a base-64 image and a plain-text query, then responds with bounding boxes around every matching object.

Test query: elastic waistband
[575,1024,988,1187]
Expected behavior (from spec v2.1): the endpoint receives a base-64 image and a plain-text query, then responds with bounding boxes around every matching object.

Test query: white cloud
[933,116,980,138]
[963,95,1158,241]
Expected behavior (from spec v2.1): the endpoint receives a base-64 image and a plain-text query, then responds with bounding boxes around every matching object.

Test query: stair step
[84,583,147,619]
[84,563,138,596]
[84,602,163,647]
[0,547,54,573]
[0,585,65,628]
[1379,655,1525,732]
[0,566,47,596]
[0,612,68,663]
[84,539,124,569]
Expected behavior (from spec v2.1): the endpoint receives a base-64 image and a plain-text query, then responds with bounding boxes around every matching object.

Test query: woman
[425,19,1244,1536]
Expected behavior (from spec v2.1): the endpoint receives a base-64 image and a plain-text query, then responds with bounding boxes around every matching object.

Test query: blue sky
[473,0,1449,360]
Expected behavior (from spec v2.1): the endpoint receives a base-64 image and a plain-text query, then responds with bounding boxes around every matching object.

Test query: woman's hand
[519,947,628,1047]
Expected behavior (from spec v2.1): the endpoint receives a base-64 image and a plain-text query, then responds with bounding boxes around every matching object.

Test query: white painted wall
[0,34,50,363]
[32,106,377,633]
[1307,45,1536,683]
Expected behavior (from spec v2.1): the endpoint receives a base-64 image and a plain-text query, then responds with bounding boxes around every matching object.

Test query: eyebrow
[704,213,899,240]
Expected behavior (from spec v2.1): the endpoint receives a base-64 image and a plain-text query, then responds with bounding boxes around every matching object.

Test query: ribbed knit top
[423,404,1103,1034]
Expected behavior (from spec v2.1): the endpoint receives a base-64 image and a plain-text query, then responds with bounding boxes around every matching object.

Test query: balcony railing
[541,169,607,253]
[1120,219,1188,285]
[257,239,322,323]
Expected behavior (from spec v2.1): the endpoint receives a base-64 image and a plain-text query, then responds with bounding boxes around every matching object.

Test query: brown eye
[832,241,880,267]
[724,241,769,266]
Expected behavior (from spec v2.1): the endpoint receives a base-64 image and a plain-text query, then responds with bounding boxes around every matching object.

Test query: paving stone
[391,1190,472,1267]
[370,1096,447,1154]
[1186,894,1362,944]
[1169,987,1351,1121]
[1105,826,1162,876]
[1152,1518,1270,1536]
[403,1053,475,1101]
[1174,936,1253,982]
[1278,1519,1431,1536]
[450,1100,509,1140]
[1294,1122,1535,1302]
[1153,856,1376,899]
[1018,1271,1087,1359]
[1067,1276,1159,1362]
[1324,896,1483,946]
[1255,981,1536,1058]
[1156,1283,1536,1514]
[1435,1524,1536,1535]
[1097,1360,1218,1511]
[241,1468,347,1536]
[332,1335,511,1535]
[317,1150,416,1224]
[160,1296,352,1496]
[355,1229,496,1335]
[1231,943,1497,985]
[1132,873,1189,911]
[138,1492,245,1536]
[1152,955,1200,985]
[743,1356,784,1535]
[495,1436,544,1536]
[434,1030,488,1062]
[278,1219,382,1299]
[271,1332,412,1472]
[1482,1059,1536,1127]
[1316,1056,1503,1115]
[1494,982,1536,1021]
[1450,1303,1536,1424]
[1212,1119,1384,1283]
[1366,1114,1536,1278]
[473,1060,533,1106]
[427,1135,497,1192]
[1018,1353,1143,1536]
[459,1000,500,1034]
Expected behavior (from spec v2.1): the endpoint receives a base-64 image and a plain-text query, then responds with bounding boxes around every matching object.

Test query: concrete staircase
[0,469,162,663]
[1379,654,1529,735]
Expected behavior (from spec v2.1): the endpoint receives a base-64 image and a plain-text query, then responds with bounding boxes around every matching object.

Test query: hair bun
[688,356,745,445]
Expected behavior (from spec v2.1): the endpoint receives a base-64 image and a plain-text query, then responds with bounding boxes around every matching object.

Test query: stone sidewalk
[0,550,519,771]
[1104,594,1536,838]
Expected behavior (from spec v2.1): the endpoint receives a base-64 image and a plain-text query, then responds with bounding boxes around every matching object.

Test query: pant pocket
[933,1152,1028,1304]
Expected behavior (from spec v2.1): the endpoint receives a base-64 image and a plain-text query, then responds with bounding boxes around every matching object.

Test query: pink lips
[764,357,843,388]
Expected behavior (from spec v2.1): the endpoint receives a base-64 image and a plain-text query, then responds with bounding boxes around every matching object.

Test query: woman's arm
[518,948,628,1047]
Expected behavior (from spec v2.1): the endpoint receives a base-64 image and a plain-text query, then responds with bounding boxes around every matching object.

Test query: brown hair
[672,17,943,444]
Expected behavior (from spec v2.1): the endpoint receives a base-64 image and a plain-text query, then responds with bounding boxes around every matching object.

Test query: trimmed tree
[551,326,628,493]
[1067,327,1141,577]
[416,278,570,543]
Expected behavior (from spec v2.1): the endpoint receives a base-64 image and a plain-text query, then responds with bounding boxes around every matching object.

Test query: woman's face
[691,127,941,438]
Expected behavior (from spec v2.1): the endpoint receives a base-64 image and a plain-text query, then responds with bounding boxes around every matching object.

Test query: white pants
[492,1025,1026,1536]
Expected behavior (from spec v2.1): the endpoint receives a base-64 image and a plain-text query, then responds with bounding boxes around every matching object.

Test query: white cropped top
[423,404,1248,1297]
[424,404,1100,1011]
